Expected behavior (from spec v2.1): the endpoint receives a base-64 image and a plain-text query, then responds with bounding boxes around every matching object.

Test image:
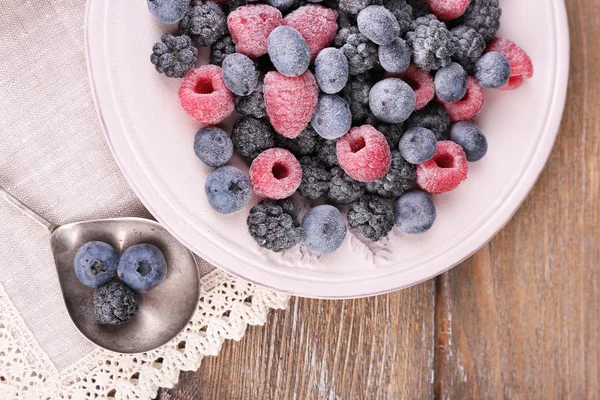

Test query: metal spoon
[0,185,200,353]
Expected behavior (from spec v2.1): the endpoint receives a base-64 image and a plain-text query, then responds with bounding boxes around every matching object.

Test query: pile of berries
[148,0,534,254]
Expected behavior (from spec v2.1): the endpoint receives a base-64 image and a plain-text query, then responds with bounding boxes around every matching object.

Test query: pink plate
[85,0,569,298]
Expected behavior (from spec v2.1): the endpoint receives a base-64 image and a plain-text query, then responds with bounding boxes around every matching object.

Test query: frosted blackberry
[449,121,488,162]
[378,37,411,74]
[275,125,318,157]
[315,47,349,94]
[179,1,227,47]
[383,0,413,36]
[434,63,468,103]
[451,25,485,71]
[343,72,374,124]
[328,166,365,204]
[405,14,455,71]
[369,78,416,123]
[394,190,436,234]
[474,52,511,89]
[347,195,394,241]
[406,102,451,140]
[406,0,429,17]
[462,0,501,43]
[334,26,378,75]
[147,0,189,24]
[150,34,198,78]
[93,282,139,325]
[377,123,404,148]
[231,116,275,161]
[365,151,416,198]
[298,156,330,200]
[316,138,340,167]
[210,33,235,66]
[399,127,437,164]
[247,199,306,252]
[303,205,347,254]
[339,0,370,14]
[234,78,267,118]
[311,94,352,140]
[194,126,233,167]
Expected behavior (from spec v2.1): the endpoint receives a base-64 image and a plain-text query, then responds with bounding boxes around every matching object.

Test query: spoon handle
[0,185,59,233]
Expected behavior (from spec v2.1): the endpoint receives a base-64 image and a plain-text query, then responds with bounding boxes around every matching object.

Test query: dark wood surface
[159,1,598,398]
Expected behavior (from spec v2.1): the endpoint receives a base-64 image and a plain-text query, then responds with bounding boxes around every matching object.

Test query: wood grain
[158,1,599,398]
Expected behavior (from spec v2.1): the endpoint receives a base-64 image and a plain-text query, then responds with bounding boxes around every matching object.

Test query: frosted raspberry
[486,38,534,91]
[250,148,303,199]
[228,5,283,58]
[264,71,319,138]
[416,141,468,194]
[337,125,392,182]
[178,66,234,125]
[284,5,339,59]
[425,0,470,21]
[396,65,435,110]
[439,76,484,122]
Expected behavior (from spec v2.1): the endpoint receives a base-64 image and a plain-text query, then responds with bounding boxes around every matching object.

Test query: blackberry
[365,151,415,198]
[462,0,501,43]
[247,199,306,252]
[328,166,365,204]
[315,137,339,167]
[377,122,404,148]
[334,26,378,75]
[234,78,267,119]
[93,282,139,325]
[347,195,394,241]
[405,14,455,71]
[231,116,275,161]
[275,126,318,157]
[179,1,227,47]
[210,33,235,67]
[406,102,451,140]
[298,156,330,200]
[451,25,485,71]
[150,34,198,78]
[406,0,429,18]
[343,72,373,124]
[382,0,413,36]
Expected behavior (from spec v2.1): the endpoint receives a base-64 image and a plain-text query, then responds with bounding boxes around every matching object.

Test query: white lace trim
[0,270,289,399]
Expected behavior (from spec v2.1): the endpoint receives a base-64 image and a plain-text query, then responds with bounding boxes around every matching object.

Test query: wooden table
[159,2,598,398]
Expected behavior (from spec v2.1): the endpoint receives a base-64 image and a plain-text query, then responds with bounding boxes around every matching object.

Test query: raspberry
[406,102,450,140]
[396,65,435,110]
[347,195,394,241]
[486,38,534,91]
[227,5,283,57]
[425,0,469,21]
[179,66,234,124]
[439,76,484,122]
[264,71,319,138]
[416,140,468,194]
[250,148,303,199]
[284,5,339,59]
[247,199,305,252]
[337,125,392,182]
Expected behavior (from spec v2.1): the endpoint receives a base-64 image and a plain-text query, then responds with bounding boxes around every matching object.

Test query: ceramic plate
[85,0,569,298]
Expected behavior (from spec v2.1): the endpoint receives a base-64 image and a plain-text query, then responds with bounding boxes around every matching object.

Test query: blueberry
[194,127,233,167]
[268,26,311,77]
[449,121,488,162]
[222,53,260,96]
[357,6,400,45]
[74,241,118,288]
[205,166,252,214]
[302,205,347,254]
[369,78,416,123]
[266,0,295,9]
[434,63,468,103]
[118,244,167,293]
[474,52,511,89]
[394,190,436,234]
[311,94,352,140]
[378,37,410,74]
[399,127,437,164]
[315,48,349,94]
[147,0,189,24]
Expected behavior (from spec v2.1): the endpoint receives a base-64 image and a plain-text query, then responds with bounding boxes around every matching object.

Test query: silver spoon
[0,185,200,353]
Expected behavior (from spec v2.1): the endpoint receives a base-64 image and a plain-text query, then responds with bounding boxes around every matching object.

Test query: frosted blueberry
[434,63,468,103]
[205,166,252,214]
[399,127,437,164]
[311,94,353,140]
[474,52,511,89]
[394,190,436,234]
[357,6,400,45]
[449,121,488,162]
[302,205,347,254]
[147,0,188,24]
[315,48,349,94]
[378,37,410,74]
[268,26,311,77]
[194,127,233,167]
[266,0,296,9]
[369,78,416,123]
[222,53,260,96]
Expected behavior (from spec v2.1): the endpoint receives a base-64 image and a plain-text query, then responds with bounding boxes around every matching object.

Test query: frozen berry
[405,14,455,71]
[378,38,410,74]
[383,0,413,36]
[486,38,534,91]
[298,155,330,199]
[147,0,189,24]
[407,0,430,17]
[205,166,252,213]
[365,150,416,198]
[377,123,404,148]
[462,0,501,43]
[210,33,235,67]
[74,241,118,288]
[434,62,468,103]
[369,78,416,124]
[303,205,347,254]
[337,125,392,182]
[397,65,435,110]
[93,282,138,325]
[439,76,484,122]
[179,66,234,125]
[316,137,340,167]
[449,121,488,162]
[250,148,303,199]
[311,94,352,140]
[267,0,296,10]
[275,125,318,157]
[179,1,227,47]
[231,116,275,161]
[416,140,468,194]
[150,34,198,78]
[264,71,319,138]
[399,127,437,164]
[474,52,511,89]
[247,199,305,252]
[194,126,233,167]
[228,5,283,57]
[234,77,267,118]
[347,195,394,241]
[450,25,485,71]
[394,190,436,234]
[328,166,365,204]
[118,244,168,293]
[339,0,369,15]
[268,26,311,77]
[334,26,378,75]
[222,53,260,96]
[406,102,450,140]
[315,47,349,94]
[284,5,339,59]
[425,0,469,21]
[357,6,400,46]
[344,72,374,123]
